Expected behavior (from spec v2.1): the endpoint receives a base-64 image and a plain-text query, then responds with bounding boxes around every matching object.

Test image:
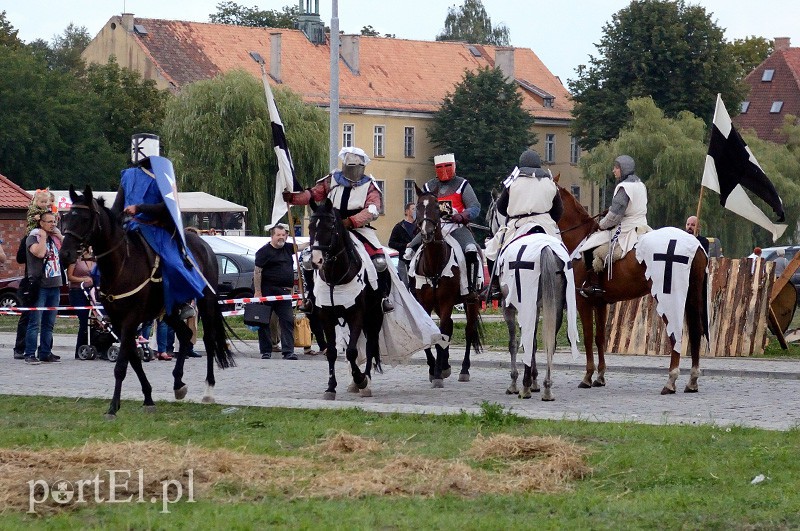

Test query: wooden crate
[605,258,772,357]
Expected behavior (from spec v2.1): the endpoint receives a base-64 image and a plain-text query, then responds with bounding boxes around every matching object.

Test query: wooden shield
[768,282,797,334]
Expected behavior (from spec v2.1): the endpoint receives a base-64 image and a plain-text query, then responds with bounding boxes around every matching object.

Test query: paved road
[2,333,799,431]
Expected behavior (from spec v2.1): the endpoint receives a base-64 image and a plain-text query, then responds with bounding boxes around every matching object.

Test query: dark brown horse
[59,186,234,419]
[556,185,708,394]
[411,186,482,387]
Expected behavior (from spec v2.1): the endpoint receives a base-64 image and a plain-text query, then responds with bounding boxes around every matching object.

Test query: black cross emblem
[508,245,537,303]
[653,239,690,294]
[356,271,363,285]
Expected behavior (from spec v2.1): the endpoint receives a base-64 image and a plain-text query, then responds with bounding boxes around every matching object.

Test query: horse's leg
[576,296,596,388]
[592,304,608,387]
[322,316,338,400]
[127,345,156,413]
[106,324,151,419]
[432,306,454,388]
[345,318,368,393]
[459,297,480,382]
[164,314,192,401]
[530,319,540,394]
[425,347,436,382]
[504,303,519,395]
[683,256,705,393]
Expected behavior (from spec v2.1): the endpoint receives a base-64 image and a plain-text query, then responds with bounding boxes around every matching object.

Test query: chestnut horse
[411,187,482,387]
[556,185,708,394]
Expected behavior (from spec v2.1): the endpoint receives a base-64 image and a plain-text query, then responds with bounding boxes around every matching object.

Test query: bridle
[416,194,441,244]
[310,211,354,284]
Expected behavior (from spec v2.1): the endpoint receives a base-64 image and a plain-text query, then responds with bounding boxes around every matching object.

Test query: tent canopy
[46,190,247,213]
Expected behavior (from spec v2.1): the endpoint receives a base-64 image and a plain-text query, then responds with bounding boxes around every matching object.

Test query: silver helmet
[338,147,370,183]
[131,133,160,164]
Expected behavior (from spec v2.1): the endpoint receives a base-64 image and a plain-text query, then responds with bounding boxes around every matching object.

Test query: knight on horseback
[283,147,394,313]
[110,134,206,320]
[576,155,650,296]
[483,149,563,300]
[403,153,482,303]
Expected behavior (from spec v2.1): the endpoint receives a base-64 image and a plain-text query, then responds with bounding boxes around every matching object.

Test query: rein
[559,213,601,235]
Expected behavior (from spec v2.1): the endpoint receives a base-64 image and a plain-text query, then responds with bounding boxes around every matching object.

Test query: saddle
[591,225,652,273]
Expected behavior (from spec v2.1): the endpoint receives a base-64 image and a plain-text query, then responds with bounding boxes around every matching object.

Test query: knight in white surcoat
[577,154,650,296]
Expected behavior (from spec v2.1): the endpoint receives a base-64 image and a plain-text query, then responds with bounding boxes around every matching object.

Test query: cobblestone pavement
[2,333,799,431]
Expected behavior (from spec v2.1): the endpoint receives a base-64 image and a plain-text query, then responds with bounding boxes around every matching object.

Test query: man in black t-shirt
[254,225,308,360]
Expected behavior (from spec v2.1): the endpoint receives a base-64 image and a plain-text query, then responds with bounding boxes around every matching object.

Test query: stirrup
[578,282,605,298]
[381,297,395,313]
[298,299,313,314]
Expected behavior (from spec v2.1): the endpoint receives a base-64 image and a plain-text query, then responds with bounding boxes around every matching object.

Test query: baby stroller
[76,285,121,361]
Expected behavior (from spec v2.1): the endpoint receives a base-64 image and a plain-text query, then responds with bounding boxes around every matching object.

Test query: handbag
[243,303,271,327]
[293,314,312,348]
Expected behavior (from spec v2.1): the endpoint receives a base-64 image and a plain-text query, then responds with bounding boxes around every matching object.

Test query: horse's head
[556,184,598,254]
[414,185,441,244]
[60,185,103,266]
[308,198,346,269]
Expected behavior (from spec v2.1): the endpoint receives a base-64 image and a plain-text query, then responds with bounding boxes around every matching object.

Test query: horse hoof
[578,381,591,389]
[359,388,372,398]
[323,391,336,401]
[431,379,444,389]
[174,385,188,400]
[661,387,676,395]
[458,373,470,382]
[684,386,699,393]
[531,386,540,393]
[143,405,156,414]
[542,396,555,402]
[201,396,215,404]
[591,380,605,388]
[519,391,531,399]
[505,387,517,395]
[347,382,359,393]
[442,368,452,379]
[104,413,116,421]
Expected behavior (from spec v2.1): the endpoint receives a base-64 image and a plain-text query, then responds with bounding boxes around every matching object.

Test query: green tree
[360,25,380,37]
[427,67,535,206]
[569,0,745,150]
[0,11,22,48]
[162,70,328,235]
[436,0,510,46]
[580,97,800,255]
[728,36,773,79]
[209,1,298,28]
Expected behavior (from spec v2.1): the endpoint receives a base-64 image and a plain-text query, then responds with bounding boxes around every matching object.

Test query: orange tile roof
[0,173,32,209]
[735,47,800,143]
[131,18,572,120]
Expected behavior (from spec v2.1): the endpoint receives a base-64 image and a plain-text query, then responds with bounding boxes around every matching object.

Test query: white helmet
[131,133,160,164]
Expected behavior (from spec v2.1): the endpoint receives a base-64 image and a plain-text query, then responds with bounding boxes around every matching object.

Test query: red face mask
[435,163,455,181]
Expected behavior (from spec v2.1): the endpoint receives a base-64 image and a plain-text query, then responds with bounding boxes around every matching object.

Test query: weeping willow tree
[162,69,328,235]
[580,97,800,256]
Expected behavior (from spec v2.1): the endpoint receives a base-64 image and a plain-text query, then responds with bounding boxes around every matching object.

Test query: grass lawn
[0,396,798,528]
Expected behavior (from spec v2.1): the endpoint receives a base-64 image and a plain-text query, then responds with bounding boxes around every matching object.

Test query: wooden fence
[605,258,773,357]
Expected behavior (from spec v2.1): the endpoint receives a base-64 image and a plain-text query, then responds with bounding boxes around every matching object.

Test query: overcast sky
[4,0,798,83]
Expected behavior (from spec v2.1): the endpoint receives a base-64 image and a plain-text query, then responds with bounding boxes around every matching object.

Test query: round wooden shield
[768,282,797,334]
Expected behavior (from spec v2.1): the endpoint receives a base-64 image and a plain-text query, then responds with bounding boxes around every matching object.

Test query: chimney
[270,33,282,83]
[341,35,360,75]
[774,37,791,51]
[495,48,515,82]
[121,13,134,32]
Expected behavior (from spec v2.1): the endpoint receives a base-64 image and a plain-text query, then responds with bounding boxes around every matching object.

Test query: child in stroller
[76,284,121,361]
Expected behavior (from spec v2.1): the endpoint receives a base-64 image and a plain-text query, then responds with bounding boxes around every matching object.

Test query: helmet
[434,153,456,181]
[338,147,370,183]
[614,155,635,178]
[518,149,542,170]
[131,133,160,164]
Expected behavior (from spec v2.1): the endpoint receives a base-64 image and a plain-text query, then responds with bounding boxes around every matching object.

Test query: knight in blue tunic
[110,134,206,318]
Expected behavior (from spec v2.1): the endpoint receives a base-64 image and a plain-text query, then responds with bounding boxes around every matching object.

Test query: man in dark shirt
[685,216,710,254]
[254,224,307,360]
[388,202,418,286]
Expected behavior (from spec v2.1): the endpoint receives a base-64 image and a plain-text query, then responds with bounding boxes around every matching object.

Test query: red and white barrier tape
[0,294,302,313]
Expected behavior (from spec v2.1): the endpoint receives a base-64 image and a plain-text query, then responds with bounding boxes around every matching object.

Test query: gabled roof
[735,47,800,143]
[112,17,572,121]
[0,173,32,209]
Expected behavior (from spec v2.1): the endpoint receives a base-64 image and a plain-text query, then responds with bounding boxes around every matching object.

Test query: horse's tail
[539,246,564,360]
[465,298,484,354]
[201,294,235,369]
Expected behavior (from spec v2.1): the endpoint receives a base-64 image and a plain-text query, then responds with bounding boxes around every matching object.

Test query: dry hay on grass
[0,432,589,513]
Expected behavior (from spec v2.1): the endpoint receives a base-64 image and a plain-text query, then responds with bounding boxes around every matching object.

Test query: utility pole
[329,0,339,171]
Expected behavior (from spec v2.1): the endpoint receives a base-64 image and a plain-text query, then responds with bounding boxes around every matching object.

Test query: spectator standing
[388,202,418,286]
[300,248,327,356]
[685,215,710,254]
[66,248,94,359]
[23,211,63,364]
[773,248,789,279]
[253,224,308,360]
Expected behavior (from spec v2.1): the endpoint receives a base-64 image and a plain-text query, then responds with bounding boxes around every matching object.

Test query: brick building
[0,173,31,277]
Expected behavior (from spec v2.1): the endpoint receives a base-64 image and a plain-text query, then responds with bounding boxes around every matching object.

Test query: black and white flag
[265,82,303,227]
[702,93,786,241]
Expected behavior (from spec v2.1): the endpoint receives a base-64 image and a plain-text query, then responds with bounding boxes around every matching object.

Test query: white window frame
[570,136,581,164]
[741,101,750,113]
[404,179,415,206]
[570,185,581,202]
[342,123,354,148]
[545,133,556,163]
[375,180,385,214]
[373,125,385,157]
[403,126,415,158]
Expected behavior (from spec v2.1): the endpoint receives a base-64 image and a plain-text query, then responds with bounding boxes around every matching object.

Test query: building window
[762,69,774,82]
[570,136,581,164]
[544,133,556,163]
[375,180,385,214]
[373,125,385,157]
[570,185,581,202]
[770,101,784,113]
[741,101,750,113]
[342,123,354,148]
[543,97,554,108]
[403,127,415,158]
[404,179,415,206]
